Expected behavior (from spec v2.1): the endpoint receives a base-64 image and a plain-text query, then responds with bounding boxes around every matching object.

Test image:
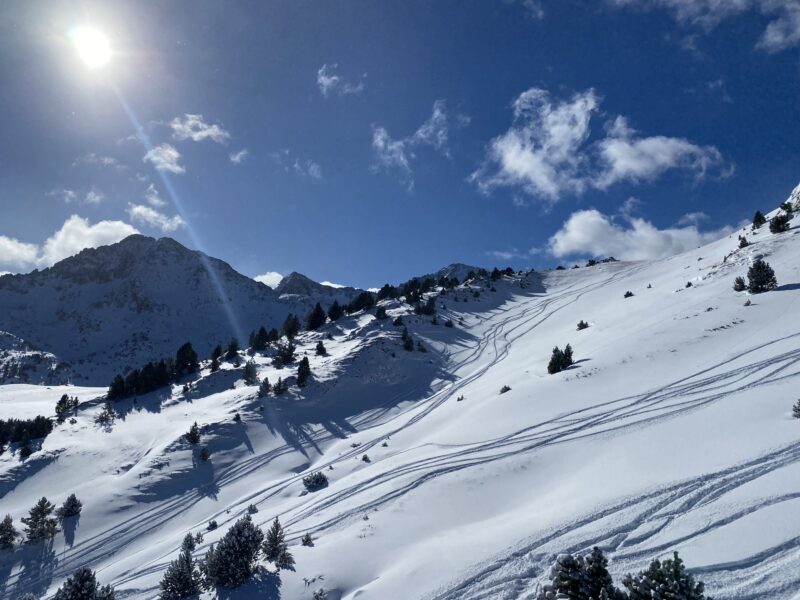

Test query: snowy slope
[1,197,800,600]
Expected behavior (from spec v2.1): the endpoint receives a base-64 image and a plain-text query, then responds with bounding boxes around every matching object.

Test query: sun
[70,26,111,69]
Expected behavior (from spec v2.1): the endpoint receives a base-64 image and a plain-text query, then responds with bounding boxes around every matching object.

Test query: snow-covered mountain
[0,235,362,385]
[1,190,800,600]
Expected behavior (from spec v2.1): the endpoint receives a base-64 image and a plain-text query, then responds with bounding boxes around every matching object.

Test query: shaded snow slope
[1,203,800,600]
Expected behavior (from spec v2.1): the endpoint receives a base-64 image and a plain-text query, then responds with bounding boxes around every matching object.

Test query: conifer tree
[793,398,800,419]
[375,305,388,320]
[297,357,311,387]
[306,303,327,331]
[54,567,115,600]
[258,378,271,398]
[210,356,220,372]
[262,517,295,571]
[22,497,58,542]
[753,210,766,229]
[160,546,200,599]
[301,532,314,546]
[273,377,287,395]
[401,327,414,352]
[175,342,199,377]
[243,359,259,385]
[770,212,791,233]
[58,494,82,519]
[577,320,589,331]
[211,344,223,361]
[181,532,196,553]
[253,326,270,352]
[226,339,240,360]
[203,515,264,588]
[315,340,327,356]
[185,422,200,445]
[622,552,707,600]
[733,276,746,292]
[747,258,778,293]
[548,345,574,374]
[282,314,301,340]
[0,514,17,549]
[327,300,344,321]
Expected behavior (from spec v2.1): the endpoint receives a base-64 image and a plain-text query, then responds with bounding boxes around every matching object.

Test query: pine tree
[108,375,126,401]
[210,356,220,372]
[733,276,746,292]
[0,514,17,549]
[738,235,749,248]
[297,357,311,387]
[181,532,196,552]
[54,567,116,600]
[211,344,223,361]
[747,258,778,293]
[282,313,301,340]
[306,303,327,331]
[262,517,295,571]
[375,305,388,320]
[22,497,58,542]
[273,377,287,395]
[577,320,589,331]
[58,494,82,519]
[301,532,314,547]
[548,345,574,374]
[753,210,767,229]
[536,548,624,600]
[175,342,199,377]
[622,552,707,600]
[770,212,791,233]
[253,326,270,352]
[315,340,327,356]
[401,327,414,352]
[160,547,200,599]
[185,422,200,445]
[243,359,259,385]
[226,339,240,360]
[792,398,800,419]
[203,515,264,588]
[258,378,271,398]
[327,300,344,321]
[55,393,72,418]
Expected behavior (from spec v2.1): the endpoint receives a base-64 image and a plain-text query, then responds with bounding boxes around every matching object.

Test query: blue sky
[1,0,799,288]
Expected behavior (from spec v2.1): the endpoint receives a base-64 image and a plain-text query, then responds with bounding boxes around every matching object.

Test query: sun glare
[70,26,111,69]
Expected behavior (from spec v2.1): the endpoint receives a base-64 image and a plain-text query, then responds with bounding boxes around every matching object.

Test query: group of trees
[734,258,778,294]
[54,568,116,600]
[55,394,79,421]
[548,345,574,375]
[0,416,53,455]
[108,342,200,401]
[537,547,708,600]
[753,206,793,234]
[1,494,83,550]
[160,514,297,596]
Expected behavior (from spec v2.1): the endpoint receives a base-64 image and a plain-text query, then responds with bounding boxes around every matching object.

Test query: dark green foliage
[0,416,53,450]
[536,547,624,600]
[414,296,436,316]
[175,342,199,377]
[622,552,707,600]
[303,471,329,491]
[58,494,82,519]
[273,341,296,367]
[315,341,327,356]
[258,378,271,398]
[362,454,371,463]
[752,210,766,229]
[211,344,223,361]
[22,497,58,542]
[306,303,327,331]
[401,327,414,352]
[207,520,218,531]
[500,385,511,394]
[733,276,746,292]
[181,533,197,553]
[243,360,258,385]
[346,291,376,314]
[0,514,17,549]
[375,305,388,320]
[770,212,791,233]
[301,532,314,547]
[18,442,33,459]
[262,517,294,571]
[297,356,311,387]
[273,377,287,395]
[159,547,200,600]
[107,356,175,400]
[792,398,800,419]
[203,515,264,588]
[210,356,220,372]
[747,258,777,293]
[490,267,502,281]
[282,314,301,340]
[94,402,117,425]
[624,291,634,298]
[577,320,589,331]
[377,283,398,301]
[738,235,749,249]
[226,338,240,360]
[55,394,79,419]
[54,567,115,600]
[252,326,270,352]
[780,200,794,214]
[548,344,574,374]
[185,422,200,445]
[327,300,344,321]
[313,590,327,600]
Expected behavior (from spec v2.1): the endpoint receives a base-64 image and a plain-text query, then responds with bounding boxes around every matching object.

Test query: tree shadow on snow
[13,539,58,599]
[215,568,281,599]
[62,514,80,548]
[774,283,800,292]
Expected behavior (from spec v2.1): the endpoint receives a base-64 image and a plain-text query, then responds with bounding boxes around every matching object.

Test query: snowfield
[1,204,800,599]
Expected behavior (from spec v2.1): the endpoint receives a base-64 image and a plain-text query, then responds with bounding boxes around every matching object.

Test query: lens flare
[70,26,111,68]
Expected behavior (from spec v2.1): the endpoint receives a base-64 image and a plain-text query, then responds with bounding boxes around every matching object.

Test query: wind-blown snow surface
[2,211,800,599]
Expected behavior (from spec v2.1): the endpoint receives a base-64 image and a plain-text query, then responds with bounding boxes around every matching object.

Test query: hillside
[1,196,799,600]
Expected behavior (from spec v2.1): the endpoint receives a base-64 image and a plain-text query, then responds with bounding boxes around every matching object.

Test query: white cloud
[0,215,140,272]
[548,208,734,260]
[144,183,166,208]
[676,211,708,225]
[143,144,185,174]
[372,100,463,188]
[229,149,248,164]
[317,64,365,97]
[47,189,78,203]
[254,271,283,288]
[126,203,185,233]
[320,281,346,288]
[84,188,105,205]
[609,0,800,52]
[520,0,546,19]
[293,159,323,179]
[47,187,105,205]
[472,87,728,203]
[72,152,124,170]
[170,114,230,143]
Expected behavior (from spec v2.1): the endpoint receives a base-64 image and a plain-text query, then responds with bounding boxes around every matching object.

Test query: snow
[1,202,799,599]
